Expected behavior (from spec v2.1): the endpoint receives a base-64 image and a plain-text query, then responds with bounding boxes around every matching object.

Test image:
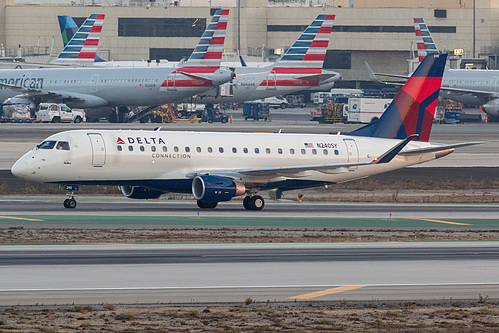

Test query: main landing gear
[243,195,265,211]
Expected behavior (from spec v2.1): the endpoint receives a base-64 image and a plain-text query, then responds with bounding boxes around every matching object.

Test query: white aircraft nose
[11,157,30,179]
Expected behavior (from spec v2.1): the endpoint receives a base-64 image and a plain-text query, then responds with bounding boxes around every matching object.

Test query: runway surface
[1,242,499,305]
[1,198,499,221]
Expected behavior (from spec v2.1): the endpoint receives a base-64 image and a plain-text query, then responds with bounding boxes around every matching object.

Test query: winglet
[374,134,418,164]
[365,61,380,82]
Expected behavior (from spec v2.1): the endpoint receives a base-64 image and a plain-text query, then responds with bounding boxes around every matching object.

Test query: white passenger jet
[189,14,340,104]
[0,9,233,119]
[11,54,479,210]
[369,17,499,121]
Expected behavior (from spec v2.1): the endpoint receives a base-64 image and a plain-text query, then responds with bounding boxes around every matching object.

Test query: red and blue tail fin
[272,14,335,72]
[414,18,439,63]
[349,53,447,142]
[52,14,105,65]
[183,9,229,69]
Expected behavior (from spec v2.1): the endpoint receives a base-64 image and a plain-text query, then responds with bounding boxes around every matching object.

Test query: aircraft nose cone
[11,158,29,179]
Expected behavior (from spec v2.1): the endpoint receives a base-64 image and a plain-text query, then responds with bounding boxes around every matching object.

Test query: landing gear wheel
[243,195,265,210]
[251,195,265,210]
[63,198,77,209]
[197,200,218,209]
[243,196,252,210]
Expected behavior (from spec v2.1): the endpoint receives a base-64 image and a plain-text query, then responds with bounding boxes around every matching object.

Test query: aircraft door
[90,74,99,93]
[492,76,498,93]
[88,133,106,166]
[266,70,277,90]
[343,139,359,170]
[167,73,177,91]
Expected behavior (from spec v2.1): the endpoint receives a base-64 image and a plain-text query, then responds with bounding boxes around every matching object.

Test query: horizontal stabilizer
[399,141,483,156]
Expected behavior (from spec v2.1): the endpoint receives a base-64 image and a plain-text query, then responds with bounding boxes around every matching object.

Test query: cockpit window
[37,140,57,149]
[56,141,70,150]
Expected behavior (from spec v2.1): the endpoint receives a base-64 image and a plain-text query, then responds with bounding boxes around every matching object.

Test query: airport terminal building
[0,0,497,87]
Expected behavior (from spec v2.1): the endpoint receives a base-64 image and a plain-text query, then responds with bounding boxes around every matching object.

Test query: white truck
[346,98,392,124]
[36,103,86,123]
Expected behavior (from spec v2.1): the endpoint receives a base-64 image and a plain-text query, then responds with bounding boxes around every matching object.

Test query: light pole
[473,0,476,58]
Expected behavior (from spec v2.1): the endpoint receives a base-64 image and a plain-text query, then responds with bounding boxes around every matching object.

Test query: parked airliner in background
[0,9,234,120]
[188,14,340,104]
[57,13,339,101]
[369,17,499,121]
[11,54,480,210]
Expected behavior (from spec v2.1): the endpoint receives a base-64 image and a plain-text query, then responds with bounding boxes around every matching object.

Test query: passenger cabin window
[301,149,306,155]
[208,147,213,153]
[185,147,190,153]
[290,148,295,154]
[254,148,260,154]
[312,149,317,155]
[140,146,145,152]
[334,149,339,155]
[151,146,156,152]
[37,141,57,149]
[162,146,167,152]
[128,146,133,151]
[232,147,237,153]
[243,148,248,154]
[174,146,179,152]
[117,146,123,151]
[265,148,271,154]
[323,149,328,155]
[219,147,224,153]
[196,147,201,153]
[56,141,70,150]
[278,148,283,154]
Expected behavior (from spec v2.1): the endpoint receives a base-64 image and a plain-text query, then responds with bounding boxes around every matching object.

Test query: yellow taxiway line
[290,286,366,300]
[0,216,43,222]
[407,218,472,226]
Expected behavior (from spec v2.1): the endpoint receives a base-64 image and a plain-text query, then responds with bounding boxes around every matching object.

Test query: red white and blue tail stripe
[349,54,447,142]
[183,9,229,69]
[272,14,335,73]
[52,14,105,66]
[414,18,439,63]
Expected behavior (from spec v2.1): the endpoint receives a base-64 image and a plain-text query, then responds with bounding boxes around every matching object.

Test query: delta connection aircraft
[0,9,234,118]
[11,54,480,210]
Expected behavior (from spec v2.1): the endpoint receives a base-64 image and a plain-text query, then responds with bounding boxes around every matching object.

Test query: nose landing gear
[63,184,79,209]
[63,197,77,209]
[243,195,265,211]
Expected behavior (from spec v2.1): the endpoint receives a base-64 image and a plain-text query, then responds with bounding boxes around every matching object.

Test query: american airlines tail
[414,18,439,63]
[52,14,105,66]
[273,14,334,71]
[350,54,447,142]
[58,15,106,63]
[165,9,232,86]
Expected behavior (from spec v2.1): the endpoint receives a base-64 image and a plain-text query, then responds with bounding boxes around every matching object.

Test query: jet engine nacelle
[120,186,164,199]
[192,175,245,202]
[483,98,499,117]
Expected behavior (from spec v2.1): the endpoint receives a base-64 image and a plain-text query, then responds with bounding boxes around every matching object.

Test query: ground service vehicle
[243,102,270,121]
[36,103,86,123]
[346,98,392,124]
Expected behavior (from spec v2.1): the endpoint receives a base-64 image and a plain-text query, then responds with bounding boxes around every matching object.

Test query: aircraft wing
[366,61,499,99]
[187,135,417,179]
[0,83,106,106]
